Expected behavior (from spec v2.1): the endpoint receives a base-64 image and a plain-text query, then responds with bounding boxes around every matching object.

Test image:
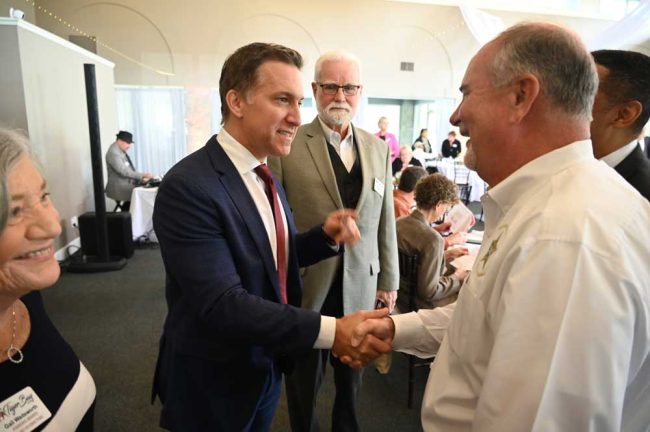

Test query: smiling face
[0,156,61,299]
[230,60,303,160]
[449,43,510,184]
[313,59,361,133]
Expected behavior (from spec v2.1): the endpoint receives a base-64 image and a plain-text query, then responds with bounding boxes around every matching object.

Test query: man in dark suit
[591,50,650,201]
[151,43,390,432]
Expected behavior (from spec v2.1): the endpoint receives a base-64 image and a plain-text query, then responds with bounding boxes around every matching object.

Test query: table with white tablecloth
[424,159,486,202]
[130,186,158,242]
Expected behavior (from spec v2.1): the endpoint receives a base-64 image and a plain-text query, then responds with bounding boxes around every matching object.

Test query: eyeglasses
[316,83,361,96]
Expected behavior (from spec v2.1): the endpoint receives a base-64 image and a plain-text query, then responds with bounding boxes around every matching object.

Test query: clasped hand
[323,209,361,246]
[332,308,393,368]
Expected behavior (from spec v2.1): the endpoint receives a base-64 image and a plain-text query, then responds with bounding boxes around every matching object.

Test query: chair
[457,184,473,205]
[454,165,472,205]
[398,249,434,408]
[113,201,126,212]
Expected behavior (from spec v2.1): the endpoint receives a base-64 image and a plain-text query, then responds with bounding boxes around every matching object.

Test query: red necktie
[254,164,287,304]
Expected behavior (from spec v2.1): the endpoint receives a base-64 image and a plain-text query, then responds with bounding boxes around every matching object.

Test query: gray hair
[490,22,598,120]
[314,50,362,82]
[0,128,32,232]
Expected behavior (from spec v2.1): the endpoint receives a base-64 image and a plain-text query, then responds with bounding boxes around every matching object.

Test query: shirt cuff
[391,312,423,350]
[313,316,336,349]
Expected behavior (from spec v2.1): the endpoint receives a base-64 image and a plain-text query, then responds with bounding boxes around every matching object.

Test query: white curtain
[459,0,650,49]
[459,2,505,46]
[586,0,650,50]
[116,86,187,177]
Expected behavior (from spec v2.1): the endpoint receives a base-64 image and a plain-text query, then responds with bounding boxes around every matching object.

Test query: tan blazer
[395,210,462,311]
[269,117,398,314]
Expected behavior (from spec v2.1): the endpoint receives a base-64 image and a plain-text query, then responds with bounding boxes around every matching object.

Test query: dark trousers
[285,269,364,432]
[245,363,282,432]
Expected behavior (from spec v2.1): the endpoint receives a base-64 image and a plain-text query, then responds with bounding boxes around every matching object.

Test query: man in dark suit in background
[151,43,390,432]
[591,49,650,201]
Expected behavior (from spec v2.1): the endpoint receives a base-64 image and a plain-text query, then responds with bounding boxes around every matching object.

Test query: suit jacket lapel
[305,118,344,208]
[353,124,373,212]
[207,137,283,301]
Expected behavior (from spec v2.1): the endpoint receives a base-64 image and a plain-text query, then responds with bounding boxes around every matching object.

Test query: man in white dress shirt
[350,22,650,431]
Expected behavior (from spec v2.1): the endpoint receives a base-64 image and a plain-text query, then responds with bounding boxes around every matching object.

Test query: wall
[31,0,622,149]
[0,18,117,253]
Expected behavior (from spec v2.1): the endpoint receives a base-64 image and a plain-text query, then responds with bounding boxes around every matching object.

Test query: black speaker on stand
[68,64,127,273]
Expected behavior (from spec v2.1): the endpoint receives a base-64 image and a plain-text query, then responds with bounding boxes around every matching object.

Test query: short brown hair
[398,166,427,192]
[219,43,303,123]
[414,173,459,210]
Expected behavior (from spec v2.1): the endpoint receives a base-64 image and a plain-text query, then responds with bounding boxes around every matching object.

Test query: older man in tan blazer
[269,50,398,431]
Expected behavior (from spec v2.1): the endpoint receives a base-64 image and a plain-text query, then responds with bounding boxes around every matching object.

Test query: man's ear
[509,73,540,123]
[226,89,245,119]
[612,100,642,129]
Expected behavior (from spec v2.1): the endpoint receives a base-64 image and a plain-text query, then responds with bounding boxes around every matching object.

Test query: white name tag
[373,178,384,197]
[0,387,52,432]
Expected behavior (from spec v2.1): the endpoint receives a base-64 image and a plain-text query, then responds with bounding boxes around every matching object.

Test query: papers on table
[451,254,476,271]
[466,230,484,244]
[450,242,481,271]
[446,202,476,233]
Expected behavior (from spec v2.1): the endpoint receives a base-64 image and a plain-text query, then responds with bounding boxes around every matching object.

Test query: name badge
[373,178,384,197]
[0,387,52,432]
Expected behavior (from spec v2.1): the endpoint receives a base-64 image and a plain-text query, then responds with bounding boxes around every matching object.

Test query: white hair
[314,50,363,82]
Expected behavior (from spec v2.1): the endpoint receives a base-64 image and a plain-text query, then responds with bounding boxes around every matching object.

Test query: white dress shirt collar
[483,140,594,232]
[600,139,637,168]
[317,116,354,150]
[217,128,265,174]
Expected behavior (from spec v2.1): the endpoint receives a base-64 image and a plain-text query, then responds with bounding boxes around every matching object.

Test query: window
[116,86,187,177]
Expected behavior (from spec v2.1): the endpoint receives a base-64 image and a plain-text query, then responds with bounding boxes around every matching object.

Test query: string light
[23,0,175,76]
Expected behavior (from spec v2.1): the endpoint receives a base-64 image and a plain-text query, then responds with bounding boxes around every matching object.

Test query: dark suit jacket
[441,139,462,158]
[614,144,650,201]
[392,157,422,175]
[151,135,338,430]
[644,137,650,158]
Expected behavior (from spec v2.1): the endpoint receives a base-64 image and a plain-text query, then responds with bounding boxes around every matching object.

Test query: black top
[441,139,462,158]
[0,291,95,431]
[392,157,423,175]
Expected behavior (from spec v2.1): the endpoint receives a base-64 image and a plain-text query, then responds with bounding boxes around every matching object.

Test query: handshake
[332,308,397,369]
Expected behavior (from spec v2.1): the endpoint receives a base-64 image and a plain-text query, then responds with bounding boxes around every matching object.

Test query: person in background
[395,173,468,313]
[351,22,650,431]
[376,173,468,375]
[590,49,650,201]
[376,116,400,162]
[393,166,427,219]
[392,145,422,176]
[0,128,96,430]
[151,43,389,432]
[269,50,398,432]
[413,128,432,153]
[441,130,462,159]
[105,130,153,212]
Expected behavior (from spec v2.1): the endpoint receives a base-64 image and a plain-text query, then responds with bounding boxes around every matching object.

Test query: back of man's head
[219,43,302,123]
[491,23,598,121]
[591,50,650,135]
[398,166,427,192]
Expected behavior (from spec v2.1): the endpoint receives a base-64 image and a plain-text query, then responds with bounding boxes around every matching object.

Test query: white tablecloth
[130,186,158,242]
[425,160,486,202]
